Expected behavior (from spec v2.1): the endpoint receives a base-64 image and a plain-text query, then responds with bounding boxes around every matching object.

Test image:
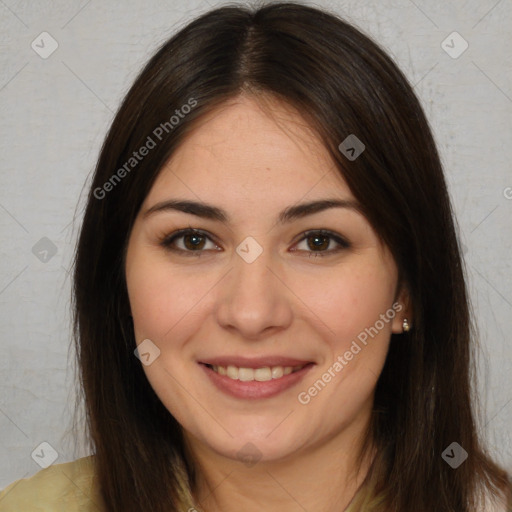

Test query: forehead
[144,94,352,206]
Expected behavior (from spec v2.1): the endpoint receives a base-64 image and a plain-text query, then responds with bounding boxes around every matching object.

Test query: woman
[1,2,510,511]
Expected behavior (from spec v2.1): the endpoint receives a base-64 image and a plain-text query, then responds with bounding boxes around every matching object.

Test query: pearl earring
[402,318,411,332]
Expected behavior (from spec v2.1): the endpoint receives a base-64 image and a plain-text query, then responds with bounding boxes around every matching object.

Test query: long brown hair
[72,2,511,510]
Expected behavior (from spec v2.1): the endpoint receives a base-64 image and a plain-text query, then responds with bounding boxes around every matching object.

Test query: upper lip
[200,356,313,368]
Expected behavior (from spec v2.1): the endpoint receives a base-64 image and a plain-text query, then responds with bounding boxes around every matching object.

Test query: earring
[402,318,411,332]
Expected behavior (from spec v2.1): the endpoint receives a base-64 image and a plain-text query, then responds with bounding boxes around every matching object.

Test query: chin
[196,421,307,464]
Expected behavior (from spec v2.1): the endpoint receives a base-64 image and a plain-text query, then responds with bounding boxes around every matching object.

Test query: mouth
[199,360,315,400]
[204,363,307,382]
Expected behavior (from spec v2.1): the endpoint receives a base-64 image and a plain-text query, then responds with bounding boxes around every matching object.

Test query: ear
[391,284,412,334]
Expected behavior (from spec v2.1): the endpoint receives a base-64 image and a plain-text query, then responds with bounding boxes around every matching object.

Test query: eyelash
[159,228,350,258]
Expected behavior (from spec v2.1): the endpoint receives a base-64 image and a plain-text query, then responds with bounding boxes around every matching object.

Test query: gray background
[1,0,511,488]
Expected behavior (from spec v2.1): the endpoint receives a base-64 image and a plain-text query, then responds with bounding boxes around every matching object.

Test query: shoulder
[0,455,105,511]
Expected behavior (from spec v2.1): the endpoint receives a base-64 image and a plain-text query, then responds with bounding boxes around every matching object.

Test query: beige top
[0,456,104,511]
[0,455,508,511]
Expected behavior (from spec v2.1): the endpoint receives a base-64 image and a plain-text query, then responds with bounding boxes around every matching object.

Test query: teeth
[271,366,284,379]
[210,364,305,381]
[226,365,238,379]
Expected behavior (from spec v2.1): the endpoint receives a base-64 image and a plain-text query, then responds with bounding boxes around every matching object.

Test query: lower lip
[200,363,315,400]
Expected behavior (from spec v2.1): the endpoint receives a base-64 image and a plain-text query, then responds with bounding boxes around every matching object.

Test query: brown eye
[306,233,330,251]
[160,229,220,256]
[182,232,206,250]
[293,230,350,257]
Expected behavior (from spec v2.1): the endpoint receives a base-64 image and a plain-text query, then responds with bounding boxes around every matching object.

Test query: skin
[125,94,411,512]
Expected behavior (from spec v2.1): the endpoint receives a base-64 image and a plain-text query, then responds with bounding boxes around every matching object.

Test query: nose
[214,247,293,340]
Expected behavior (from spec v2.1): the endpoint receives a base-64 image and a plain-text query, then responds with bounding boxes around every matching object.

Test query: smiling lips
[206,364,305,382]
[199,357,315,400]
[201,356,312,380]
[199,356,314,398]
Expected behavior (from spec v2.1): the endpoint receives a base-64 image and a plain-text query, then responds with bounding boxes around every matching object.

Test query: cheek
[294,261,396,351]
[126,250,214,343]
[127,266,170,340]
[125,244,178,341]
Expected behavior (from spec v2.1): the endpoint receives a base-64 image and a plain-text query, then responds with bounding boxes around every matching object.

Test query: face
[125,94,408,464]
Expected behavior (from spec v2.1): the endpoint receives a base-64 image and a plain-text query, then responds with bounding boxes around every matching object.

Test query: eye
[160,228,220,256]
[292,230,350,257]
[159,228,349,258]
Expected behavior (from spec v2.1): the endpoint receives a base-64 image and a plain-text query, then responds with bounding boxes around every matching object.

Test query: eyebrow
[143,198,363,224]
